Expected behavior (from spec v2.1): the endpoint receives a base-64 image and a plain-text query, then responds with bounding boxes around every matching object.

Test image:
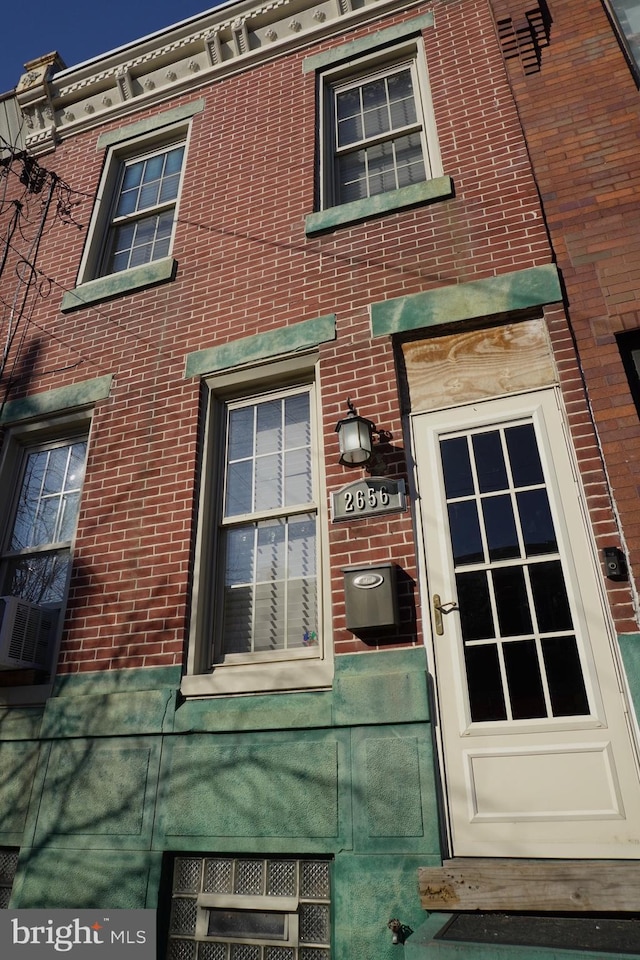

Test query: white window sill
[181,659,333,698]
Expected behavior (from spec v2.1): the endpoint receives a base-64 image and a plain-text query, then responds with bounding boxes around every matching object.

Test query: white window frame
[318,38,442,211]
[77,124,189,286]
[182,355,333,698]
[0,411,91,704]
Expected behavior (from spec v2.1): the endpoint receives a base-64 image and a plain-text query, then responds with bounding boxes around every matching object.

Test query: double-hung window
[305,23,449,234]
[63,101,202,312]
[2,438,86,603]
[220,387,318,661]
[101,142,185,276]
[0,434,87,674]
[330,60,430,205]
[317,36,442,213]
[183,360,331,698]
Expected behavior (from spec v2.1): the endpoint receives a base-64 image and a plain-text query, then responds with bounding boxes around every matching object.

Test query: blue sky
[1,1,228,94]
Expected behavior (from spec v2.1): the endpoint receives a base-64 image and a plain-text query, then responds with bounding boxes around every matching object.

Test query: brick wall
[2,0,612,674]
[488,0,640,626]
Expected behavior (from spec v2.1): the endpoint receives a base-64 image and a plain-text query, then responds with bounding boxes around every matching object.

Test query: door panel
[413,390,640,858]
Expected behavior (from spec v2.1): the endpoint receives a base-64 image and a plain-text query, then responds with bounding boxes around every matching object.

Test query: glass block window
[102,143,185,276]
[167,856,331,960]
[0,848,18,909]
[218,388,318,662]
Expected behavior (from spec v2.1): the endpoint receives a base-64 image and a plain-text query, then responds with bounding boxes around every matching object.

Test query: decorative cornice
[15,0,417,155]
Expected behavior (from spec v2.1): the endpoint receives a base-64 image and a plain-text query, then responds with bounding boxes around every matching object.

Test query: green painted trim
[302,13,434,73]
[97,99,205,150]
[34,735,163,850]
[154,728,351,850]
[351,724,438,854]
[52,665,182,698]
[61,257,177,313]
[12,848,158,909]
[0,707,43,740]
[0,374,112,424]
[40,688,177,739]
[334,646,429,726]
[185,314,337,378]
[371,264,563,337]
[174,689,332,733]
[305,177,453,236]
[176,648,429,732]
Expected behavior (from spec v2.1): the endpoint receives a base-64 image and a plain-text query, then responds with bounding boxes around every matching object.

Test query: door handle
[432,595,458,636]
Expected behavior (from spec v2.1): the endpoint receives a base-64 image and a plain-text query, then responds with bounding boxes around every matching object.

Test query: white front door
[412,389,640,858]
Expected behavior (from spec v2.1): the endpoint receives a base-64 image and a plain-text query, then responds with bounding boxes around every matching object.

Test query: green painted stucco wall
[0,649,438,960]
[5,639,640,959]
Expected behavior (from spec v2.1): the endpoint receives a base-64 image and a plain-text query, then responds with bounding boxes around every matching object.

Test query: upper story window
[102,143,185,276]
[319,40,441,213]
[304,23,452,235]
[62,101,203,312]
[330,61,429,205]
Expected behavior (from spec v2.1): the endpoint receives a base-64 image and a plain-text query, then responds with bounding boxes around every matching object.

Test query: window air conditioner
[0,596,58,671]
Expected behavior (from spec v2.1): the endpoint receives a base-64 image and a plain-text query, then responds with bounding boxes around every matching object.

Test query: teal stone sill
[305,177,454,236]
[60,257,177,312]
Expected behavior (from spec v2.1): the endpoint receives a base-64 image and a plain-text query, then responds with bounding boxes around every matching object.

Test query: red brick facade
[1,0,638,678]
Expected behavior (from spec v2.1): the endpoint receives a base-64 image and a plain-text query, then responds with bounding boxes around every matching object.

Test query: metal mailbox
[343,562,399,631]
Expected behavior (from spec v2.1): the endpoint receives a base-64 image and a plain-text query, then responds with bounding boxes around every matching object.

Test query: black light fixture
[335,398,376,467]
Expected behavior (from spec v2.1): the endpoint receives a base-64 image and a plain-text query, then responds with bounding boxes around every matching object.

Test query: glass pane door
[440,420,590,723]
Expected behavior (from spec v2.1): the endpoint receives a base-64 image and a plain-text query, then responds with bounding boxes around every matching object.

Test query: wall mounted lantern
[335,399,376,467]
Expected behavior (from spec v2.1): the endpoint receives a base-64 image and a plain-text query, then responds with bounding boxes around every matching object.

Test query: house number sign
[331,477,406,521]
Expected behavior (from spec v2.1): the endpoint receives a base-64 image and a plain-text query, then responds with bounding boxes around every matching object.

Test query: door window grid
[440,421,590,723]
[167,856,331,960]
[219,390,318,661]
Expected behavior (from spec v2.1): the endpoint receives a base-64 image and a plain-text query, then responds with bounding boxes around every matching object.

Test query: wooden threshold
[419,858,640,913]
